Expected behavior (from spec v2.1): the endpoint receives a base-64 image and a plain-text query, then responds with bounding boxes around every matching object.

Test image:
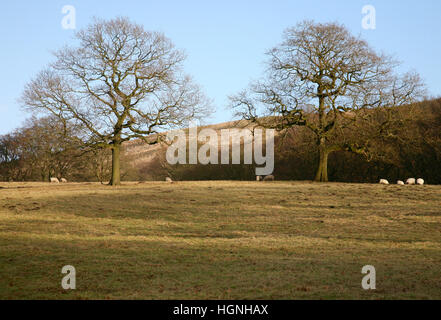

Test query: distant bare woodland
[1,98,441,184]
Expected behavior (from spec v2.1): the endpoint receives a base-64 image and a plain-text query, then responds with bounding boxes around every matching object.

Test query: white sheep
[60,178,68,183]
[165,177,173,183]
[379,179,389,185]
[406,178,416,185]
[417,178,425,185]
[263,175,275,181]
[397,180,405,185]
[50,177,60,183]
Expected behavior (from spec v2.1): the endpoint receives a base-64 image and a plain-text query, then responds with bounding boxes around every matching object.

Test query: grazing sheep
[60,178,68,183]
[417,178,425,185]
[165,177,173,183]
[263,175,275,181]
[50,177,60,183]
[406,178,416,185]
[397,180,405,185]
[379,179,389,185]
[256,176,262,181]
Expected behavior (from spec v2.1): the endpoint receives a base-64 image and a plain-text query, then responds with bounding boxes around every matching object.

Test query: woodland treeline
[7,19,433,185]
[1,98,440,184]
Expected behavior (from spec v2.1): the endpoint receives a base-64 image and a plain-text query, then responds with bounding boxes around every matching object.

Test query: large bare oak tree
[22,17,210,185]
[231,21,425,182]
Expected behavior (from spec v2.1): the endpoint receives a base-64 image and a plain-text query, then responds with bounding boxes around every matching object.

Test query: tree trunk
[110,143,121,186]
[314,138,329,182]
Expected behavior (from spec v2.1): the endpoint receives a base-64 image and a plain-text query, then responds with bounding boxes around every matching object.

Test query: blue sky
[0,0,440,134]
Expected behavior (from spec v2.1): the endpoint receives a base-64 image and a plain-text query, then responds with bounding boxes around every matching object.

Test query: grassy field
[0,181,441,300]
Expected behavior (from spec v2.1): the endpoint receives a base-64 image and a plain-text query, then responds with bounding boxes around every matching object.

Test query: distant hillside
[122,119,257,170]
[120,99,441,184]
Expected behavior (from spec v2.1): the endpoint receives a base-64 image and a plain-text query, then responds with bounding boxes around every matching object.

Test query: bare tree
[231,21,425,182]
[22,17,211,185]
[0,116,85,181]
[0,133,26,181]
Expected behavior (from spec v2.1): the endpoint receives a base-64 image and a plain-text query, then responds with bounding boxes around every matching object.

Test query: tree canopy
[231,20,426,182]
[22,17,211,185]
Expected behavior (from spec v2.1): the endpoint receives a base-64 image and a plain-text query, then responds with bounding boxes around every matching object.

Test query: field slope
[0,181,441,299]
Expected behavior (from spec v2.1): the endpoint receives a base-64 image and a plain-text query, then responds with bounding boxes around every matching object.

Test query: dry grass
[0,181,440,299]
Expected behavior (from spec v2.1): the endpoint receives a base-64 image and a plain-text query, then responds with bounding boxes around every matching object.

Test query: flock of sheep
[379,178,425,185]
[51,175,424,185]
[50,177,68,183]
